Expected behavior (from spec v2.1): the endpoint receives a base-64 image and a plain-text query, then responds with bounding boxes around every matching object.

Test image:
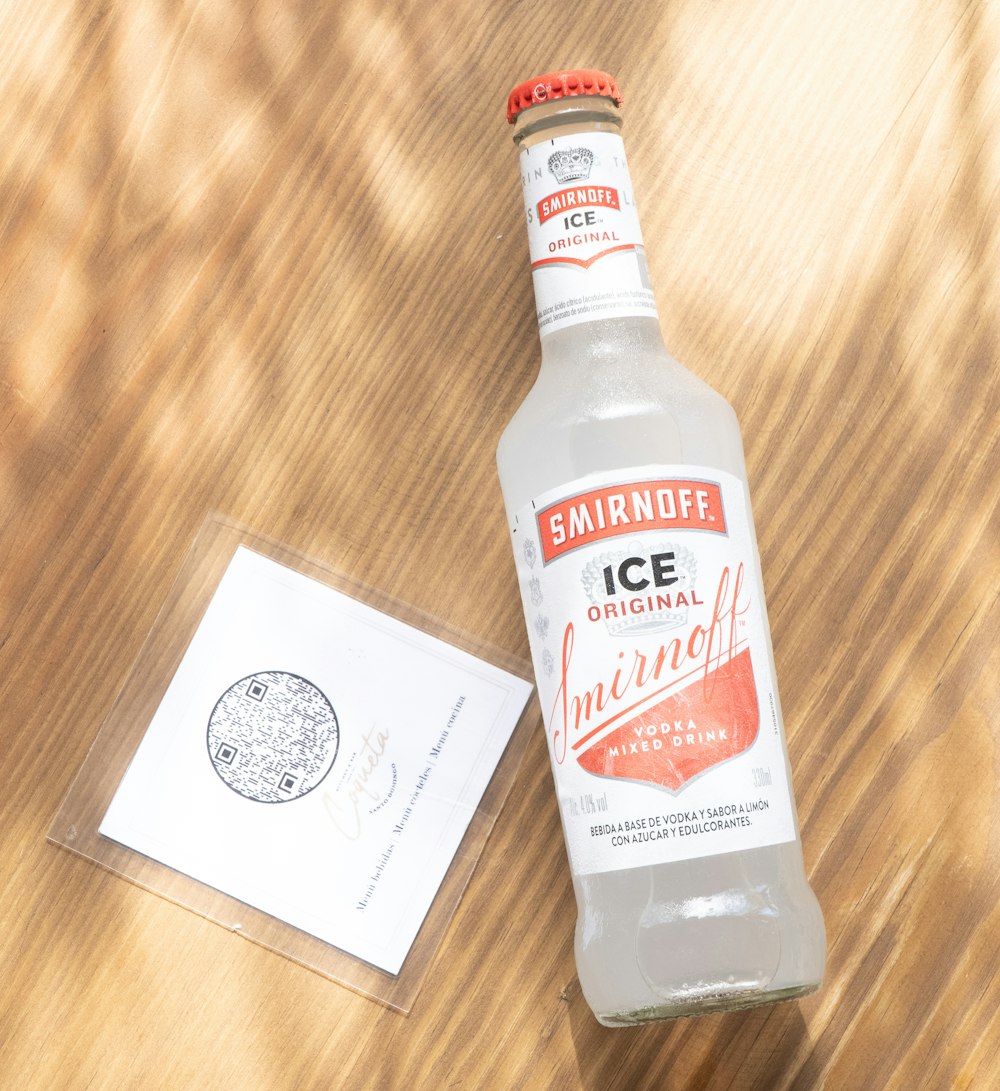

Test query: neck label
[519,131,658,334]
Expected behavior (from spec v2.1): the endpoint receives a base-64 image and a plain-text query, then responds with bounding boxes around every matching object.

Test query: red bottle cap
[506,69,623,123]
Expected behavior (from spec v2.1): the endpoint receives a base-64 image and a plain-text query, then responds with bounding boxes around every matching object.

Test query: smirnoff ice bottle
[497,70,825,1026]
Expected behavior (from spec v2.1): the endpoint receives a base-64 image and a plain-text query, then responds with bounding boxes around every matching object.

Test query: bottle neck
[512,97,663,349]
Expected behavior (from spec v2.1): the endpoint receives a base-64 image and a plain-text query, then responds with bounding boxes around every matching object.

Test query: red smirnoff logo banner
[537,185,621,224]
[538,478,726,563]
[575,647,759,791]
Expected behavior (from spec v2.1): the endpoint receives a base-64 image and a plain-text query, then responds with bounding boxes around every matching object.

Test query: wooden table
[2,1,998,1087]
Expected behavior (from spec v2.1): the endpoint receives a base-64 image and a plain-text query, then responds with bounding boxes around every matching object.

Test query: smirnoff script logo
[550,563,759,793]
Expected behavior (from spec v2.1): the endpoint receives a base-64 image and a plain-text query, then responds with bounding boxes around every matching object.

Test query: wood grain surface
[1,0,998,1087]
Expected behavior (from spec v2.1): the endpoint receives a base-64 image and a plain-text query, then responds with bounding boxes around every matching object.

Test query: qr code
[207,671,339,803]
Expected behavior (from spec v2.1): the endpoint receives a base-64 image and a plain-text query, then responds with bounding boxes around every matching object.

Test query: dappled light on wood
[0,0,998,1086]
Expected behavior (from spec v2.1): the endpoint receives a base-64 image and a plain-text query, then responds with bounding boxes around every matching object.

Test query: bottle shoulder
[497,342,747,512]
[508,353,733,425]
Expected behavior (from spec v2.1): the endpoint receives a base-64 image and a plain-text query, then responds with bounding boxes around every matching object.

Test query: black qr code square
[246,679,269,702]
[278,772,298,793]
[216,743,238,765]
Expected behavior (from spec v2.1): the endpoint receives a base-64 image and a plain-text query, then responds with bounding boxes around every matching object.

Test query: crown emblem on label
[547,147,594,184]
[581,541,697,637]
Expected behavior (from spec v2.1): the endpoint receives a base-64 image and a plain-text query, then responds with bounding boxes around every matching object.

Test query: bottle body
[498,72,825,1025]
[497,318,825,1024]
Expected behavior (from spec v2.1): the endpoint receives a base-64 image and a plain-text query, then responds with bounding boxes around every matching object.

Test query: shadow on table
[565,976,821,1091]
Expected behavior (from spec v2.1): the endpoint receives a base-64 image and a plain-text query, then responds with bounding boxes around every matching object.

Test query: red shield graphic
[575,648,759,792]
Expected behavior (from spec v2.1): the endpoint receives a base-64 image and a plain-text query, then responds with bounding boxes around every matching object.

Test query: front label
[519,131,658,333]
[513,466,798,875]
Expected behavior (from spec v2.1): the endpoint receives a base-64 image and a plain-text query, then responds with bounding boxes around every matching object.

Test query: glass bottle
[496,69,825,1026]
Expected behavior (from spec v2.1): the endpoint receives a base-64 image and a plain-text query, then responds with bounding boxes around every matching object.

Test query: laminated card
[100,546,534,975]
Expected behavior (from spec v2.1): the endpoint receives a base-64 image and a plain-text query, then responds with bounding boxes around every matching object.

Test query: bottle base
[594,980,822,1028]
